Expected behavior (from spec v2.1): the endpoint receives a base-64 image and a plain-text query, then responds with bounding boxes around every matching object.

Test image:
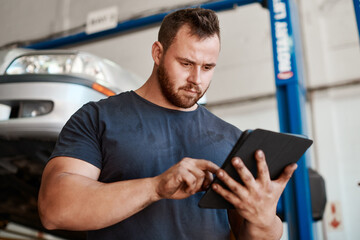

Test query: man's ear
[152,41,163,66]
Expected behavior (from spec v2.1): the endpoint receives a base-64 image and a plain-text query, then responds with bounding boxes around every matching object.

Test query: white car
[0,48,142,139]
[0,48,142,239]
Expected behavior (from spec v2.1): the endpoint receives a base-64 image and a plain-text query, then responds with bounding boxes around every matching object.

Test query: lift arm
[25,0,263,49]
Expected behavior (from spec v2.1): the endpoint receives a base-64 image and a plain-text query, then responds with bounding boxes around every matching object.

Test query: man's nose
[188,66,201,85]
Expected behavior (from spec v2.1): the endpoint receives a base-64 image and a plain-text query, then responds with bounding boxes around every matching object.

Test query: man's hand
[212,150,297,239]
[153,158,219,200]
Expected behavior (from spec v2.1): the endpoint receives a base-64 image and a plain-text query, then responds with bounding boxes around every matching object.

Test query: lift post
[268,0,313,239]
[353,0,360,41]
[24,0,314,239]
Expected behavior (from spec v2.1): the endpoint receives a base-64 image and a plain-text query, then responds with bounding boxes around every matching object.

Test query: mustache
[179,84,201,93]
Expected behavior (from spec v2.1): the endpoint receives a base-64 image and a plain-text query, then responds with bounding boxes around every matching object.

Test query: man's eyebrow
[177,57,195,64]
[205,62,217,67]
[176,57,216,67]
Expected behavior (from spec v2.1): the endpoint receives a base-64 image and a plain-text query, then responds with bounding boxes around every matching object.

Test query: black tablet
[198,128,313,209]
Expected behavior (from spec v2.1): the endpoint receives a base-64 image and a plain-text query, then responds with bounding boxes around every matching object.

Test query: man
[38,8,297,240]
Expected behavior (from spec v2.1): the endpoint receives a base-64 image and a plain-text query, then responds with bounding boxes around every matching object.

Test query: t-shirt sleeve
[49,102,102,169]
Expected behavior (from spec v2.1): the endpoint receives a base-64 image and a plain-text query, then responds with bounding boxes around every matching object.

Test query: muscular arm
[38,156,218,231]
[38,157,159,230]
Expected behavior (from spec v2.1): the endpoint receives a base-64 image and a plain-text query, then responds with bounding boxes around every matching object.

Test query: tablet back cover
[198,128,313,209]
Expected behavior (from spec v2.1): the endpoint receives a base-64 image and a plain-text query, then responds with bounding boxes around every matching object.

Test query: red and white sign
[325,201,344,231]
[277,71,293,80]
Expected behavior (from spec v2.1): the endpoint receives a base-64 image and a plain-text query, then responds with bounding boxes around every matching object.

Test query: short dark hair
[158,8,220,53]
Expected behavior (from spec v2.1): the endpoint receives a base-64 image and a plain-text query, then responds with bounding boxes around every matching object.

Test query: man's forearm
[39,174,159,231]
[229,210,283,240]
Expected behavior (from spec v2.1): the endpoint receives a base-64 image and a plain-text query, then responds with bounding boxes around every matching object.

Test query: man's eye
[203,65,213,71]
[182,62,191,67]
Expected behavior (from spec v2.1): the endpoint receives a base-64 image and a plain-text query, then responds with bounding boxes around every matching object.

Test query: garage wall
[300,1,360,239]
[0,0,359,239]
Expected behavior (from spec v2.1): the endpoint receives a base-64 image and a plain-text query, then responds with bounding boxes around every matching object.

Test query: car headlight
[5,53,105,82]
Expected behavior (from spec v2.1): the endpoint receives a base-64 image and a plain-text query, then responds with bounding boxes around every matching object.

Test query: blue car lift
[26,0,314,239]
[353,0,360,41]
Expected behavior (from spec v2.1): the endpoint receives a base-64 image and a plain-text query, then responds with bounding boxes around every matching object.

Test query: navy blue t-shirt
[50,91,242,240]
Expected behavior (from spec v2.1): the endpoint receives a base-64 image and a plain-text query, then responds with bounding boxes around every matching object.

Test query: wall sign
[86,6,118,34]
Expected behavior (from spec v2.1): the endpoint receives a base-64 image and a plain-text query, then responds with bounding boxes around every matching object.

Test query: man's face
[157,25,220,109]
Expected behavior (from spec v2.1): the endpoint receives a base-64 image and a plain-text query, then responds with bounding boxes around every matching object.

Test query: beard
[157,62,207,109]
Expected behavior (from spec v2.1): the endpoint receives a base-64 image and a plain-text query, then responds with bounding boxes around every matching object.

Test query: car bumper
[0,80,106,139]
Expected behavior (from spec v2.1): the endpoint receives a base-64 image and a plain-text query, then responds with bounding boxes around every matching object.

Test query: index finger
[194,159,220,174]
